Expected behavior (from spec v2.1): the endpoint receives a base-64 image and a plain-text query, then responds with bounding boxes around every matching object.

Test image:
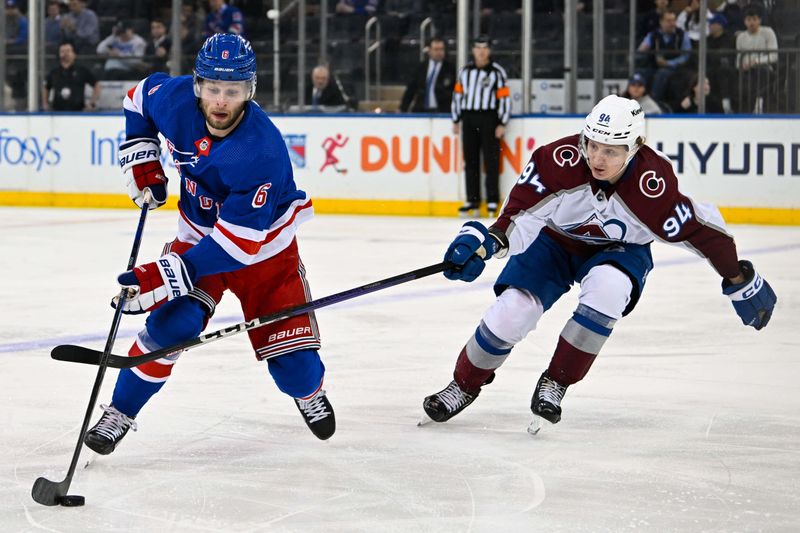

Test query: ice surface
[1,207,798,532]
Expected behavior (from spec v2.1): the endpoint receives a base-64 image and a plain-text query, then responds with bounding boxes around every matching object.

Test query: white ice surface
[1,207,798,532]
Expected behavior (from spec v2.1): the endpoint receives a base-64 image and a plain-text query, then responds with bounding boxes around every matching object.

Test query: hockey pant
[111,239,324,418]
[454,264,633,393]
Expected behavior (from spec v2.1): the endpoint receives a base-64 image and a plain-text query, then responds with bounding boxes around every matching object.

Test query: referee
[452,35,511,217]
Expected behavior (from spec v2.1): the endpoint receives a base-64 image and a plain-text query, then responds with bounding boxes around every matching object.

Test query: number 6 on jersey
[252,182,272,208]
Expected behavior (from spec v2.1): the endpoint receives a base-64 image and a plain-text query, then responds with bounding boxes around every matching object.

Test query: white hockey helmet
[580,94,646,166]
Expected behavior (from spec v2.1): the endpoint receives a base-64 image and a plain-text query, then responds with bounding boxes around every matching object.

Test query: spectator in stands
[96,20,147,81]
[736,5,778,113]
[638,10,691,102]
[42,41,100,111]
[306,65,348,109]
[204,0,244,38]
[4,0,28,46]
[674,74,723,114]
[335,0,379,16]
[145,19,172,74]
[45,1,64,47]
[4,0,28,111]
[707,13,737,113]
[181,2,203,50]
[621,72,664,115]
[60,0,99,54]
[715,0,745,33]
[399,37,456,113]
[676,0,712,46]
[637,0,670,43]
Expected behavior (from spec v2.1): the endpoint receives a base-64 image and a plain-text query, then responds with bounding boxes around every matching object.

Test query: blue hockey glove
[722,260,776,330]
[443,222,507,282]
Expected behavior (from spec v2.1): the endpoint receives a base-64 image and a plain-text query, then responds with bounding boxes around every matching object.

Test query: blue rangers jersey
[123,73,312,279]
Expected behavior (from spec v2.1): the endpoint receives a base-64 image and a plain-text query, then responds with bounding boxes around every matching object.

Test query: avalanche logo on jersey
[638,170,666,198]
[553,144,580,167]
[564,213,627,243]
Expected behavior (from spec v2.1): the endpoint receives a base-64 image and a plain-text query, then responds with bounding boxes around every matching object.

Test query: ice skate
[423,374,494,423]
[458,202,478,218]
[295,389,336,440]
[528,372,568,434]
[84,404,137,455]
[487,202,499,218]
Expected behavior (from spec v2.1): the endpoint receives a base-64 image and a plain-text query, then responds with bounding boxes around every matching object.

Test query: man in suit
[306,65,347,109]
[399,37,456,113]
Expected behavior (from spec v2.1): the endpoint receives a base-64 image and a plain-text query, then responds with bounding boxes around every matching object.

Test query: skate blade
[83,451,99,469]
[527,415,547,436]
[417,416,434,427]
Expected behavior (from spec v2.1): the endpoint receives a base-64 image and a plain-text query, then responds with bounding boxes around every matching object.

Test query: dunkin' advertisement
[1,114,798,219]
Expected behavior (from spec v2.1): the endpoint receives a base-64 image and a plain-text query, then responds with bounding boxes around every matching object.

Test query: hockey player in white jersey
[423,94,777,430]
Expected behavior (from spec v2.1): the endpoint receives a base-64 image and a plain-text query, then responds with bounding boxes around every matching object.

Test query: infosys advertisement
[0,115,798,218]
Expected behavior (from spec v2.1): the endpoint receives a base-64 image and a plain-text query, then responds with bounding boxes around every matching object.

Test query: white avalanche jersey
[492,134,741,279]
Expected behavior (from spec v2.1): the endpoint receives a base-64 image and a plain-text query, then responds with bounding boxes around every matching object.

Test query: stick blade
[51,345,105,365]
[31,476,66,506]
[51,344,133,368]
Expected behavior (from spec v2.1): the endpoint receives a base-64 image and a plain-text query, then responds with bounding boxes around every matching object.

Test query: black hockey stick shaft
[32,199,151,506]
[51,260,452,369]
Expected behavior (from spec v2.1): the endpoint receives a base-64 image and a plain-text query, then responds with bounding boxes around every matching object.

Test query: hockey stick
[51,260,452,369]
[32,195,152,507]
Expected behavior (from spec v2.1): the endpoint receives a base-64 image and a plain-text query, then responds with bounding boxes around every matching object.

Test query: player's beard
[201,101,247,133]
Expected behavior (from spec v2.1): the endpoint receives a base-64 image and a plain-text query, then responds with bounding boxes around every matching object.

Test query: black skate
[531,372,568,424]
[458,202,478,218]
[423,374,494,423]
[84,404,137,455]
[295,389,335,440]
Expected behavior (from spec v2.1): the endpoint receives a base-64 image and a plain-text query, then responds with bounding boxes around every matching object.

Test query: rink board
[0,114,798,223]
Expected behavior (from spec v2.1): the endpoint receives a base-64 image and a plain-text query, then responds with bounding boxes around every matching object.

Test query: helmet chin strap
[622,143,640,167]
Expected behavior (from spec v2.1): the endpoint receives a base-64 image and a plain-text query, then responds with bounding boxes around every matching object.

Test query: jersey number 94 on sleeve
[517,161,546,194]
[663,203,692,238]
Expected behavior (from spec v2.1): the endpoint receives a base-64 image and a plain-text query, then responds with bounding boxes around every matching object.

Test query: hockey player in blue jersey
[85,34,334,455]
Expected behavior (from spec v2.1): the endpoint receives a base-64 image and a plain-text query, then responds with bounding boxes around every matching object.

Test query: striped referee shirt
[451,61,511,125]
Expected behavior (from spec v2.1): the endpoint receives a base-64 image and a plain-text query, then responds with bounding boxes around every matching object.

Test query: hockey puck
[58,495,85,507]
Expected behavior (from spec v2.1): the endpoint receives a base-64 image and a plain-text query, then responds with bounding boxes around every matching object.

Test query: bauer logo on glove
[119,137,168,210]
[112,253,196,314]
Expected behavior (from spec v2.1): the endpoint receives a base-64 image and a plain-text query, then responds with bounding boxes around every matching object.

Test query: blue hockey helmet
[194,33,257,100]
